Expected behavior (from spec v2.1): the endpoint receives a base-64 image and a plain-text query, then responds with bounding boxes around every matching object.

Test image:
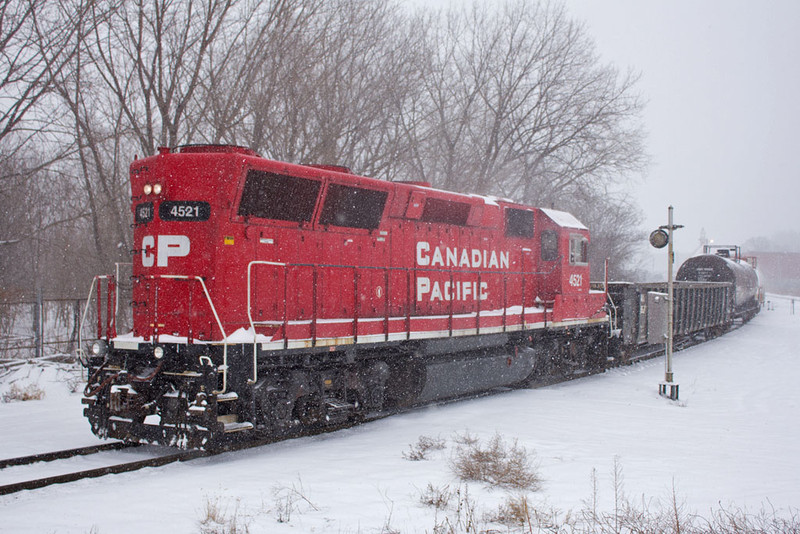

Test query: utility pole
[665,206,677,384]
[650,206,683,400]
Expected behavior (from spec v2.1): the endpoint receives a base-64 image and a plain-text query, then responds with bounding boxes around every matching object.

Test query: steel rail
[0,449,207,496]
[0,442,137,470]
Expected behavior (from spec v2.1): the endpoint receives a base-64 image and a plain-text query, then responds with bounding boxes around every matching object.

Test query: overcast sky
[564,0,800,253]
[409,0,800,254]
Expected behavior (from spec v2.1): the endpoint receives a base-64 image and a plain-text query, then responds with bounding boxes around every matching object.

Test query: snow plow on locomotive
[79,145,609,449]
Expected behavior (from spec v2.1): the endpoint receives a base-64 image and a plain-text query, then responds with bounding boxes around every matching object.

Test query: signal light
[143,184,153,195]
[153,183,162,194]
[649,229,669,249]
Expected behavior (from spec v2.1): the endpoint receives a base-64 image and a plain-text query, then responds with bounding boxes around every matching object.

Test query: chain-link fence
[1,271,133,360]
[0,297,87,360]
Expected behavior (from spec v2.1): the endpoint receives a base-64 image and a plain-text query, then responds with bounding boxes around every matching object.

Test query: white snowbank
[0,295,798,533]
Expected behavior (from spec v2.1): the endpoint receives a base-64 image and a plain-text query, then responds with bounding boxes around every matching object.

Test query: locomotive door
[357,231,391,339]
[315,181,391,342]
[317,229,389,341]
[520,247,536,320]
[248,226,316,343]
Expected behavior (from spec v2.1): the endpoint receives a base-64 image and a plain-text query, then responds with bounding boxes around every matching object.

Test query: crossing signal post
[650,206,683,400]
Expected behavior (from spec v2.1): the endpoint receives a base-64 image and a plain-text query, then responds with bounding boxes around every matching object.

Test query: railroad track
[0,442,136,470]
[0,328,734,497]
[0,444,206,496]
[0,390,493,497]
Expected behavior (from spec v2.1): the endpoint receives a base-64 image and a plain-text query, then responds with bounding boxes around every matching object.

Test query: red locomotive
[81,145,609,448]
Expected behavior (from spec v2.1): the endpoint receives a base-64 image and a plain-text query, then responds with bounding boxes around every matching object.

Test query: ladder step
[216,392,239,403]
[224,421,254,433]
[325,399,356,411]
[217,414,238,424]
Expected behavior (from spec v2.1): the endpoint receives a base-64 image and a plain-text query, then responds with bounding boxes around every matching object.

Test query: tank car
[80,145,609,449]
[676,245,762,320]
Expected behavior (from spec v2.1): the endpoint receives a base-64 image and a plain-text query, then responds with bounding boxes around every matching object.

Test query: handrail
[77,276,99,365]
[114,263,132,323]
[77,275,117,365]
[78,263,133,365]
[244,260,563,363]
[155,275,229,394]
[247,260,287,385]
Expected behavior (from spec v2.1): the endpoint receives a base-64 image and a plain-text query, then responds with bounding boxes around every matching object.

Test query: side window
[420,197,470,226]
[569,234,589,265]
[319,183,388,230]
[238,170,320,223]
[505,208,534,238]
[541,230,558,261]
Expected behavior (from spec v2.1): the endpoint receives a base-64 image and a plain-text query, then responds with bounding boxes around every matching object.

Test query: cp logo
[142,235,191,267]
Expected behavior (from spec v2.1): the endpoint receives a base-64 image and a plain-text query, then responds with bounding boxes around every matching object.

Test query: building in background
[744,251,800,296]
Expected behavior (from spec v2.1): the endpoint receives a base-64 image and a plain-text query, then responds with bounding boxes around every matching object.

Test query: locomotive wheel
[294,393,324,426]
[361,383,385,411]
[256,388,294,431]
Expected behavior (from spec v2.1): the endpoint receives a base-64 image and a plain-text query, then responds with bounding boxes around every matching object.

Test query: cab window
[238,170,320,223]
[420,197,470,226]
[569,234,589,265]
[319,183,388,230]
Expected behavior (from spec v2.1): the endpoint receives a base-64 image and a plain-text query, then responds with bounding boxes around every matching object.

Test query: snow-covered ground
[1,295,798,533]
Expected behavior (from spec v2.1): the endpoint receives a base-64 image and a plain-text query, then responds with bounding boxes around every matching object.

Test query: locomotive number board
[159,201,211,221]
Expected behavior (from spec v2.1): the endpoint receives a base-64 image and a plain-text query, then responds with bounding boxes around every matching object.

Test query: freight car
[606,246,762,361]
[80,145,609,449]
[676,245,762,321]
[606,281,733,361]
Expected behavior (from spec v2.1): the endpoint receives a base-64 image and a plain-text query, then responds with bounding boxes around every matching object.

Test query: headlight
[91,340,107,356]
[153,346,165,359]
[152,183,162,194]
[143,183,153,195]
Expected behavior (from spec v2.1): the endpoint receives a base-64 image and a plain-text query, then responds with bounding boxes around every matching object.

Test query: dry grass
[198,495,250,534]
[403,435,447,461]
[450,433,541,491]
[271,479,319,523]
[491,493,533,527]
[2,383,45,402]
[419,483,454,510]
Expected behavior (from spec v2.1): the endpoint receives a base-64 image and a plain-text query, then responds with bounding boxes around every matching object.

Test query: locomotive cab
[536,209,602,323]
[129,145,258,341]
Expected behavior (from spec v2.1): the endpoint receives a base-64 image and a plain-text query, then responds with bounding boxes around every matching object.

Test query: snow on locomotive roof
[396,180,509,207]
[540,208,588,229]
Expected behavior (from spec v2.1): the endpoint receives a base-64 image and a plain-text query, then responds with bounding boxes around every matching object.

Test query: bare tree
[200,0,426,179]
[0,0,92,160]
[81,0,240,156]
[0,156,36,297]
[195,0,324,148]
[410,1,646,206]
